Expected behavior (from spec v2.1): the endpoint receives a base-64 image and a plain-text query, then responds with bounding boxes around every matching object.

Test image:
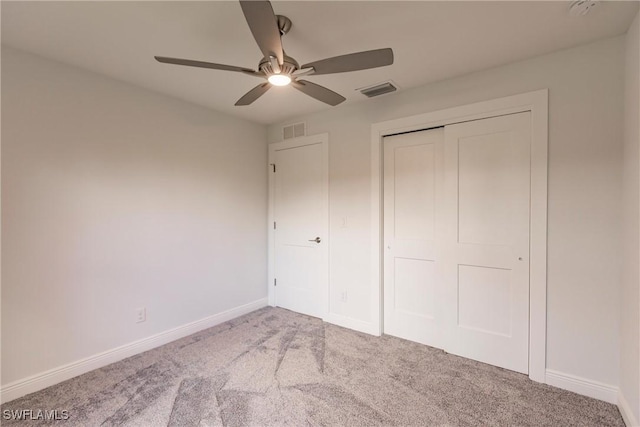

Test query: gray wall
[621,10,640,424]
[1,47,268,385]
[268,36,625,387]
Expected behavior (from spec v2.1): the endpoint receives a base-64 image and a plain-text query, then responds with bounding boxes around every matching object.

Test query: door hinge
[270,163,276,173]
[274,278,277,286]
[273,221,276,230]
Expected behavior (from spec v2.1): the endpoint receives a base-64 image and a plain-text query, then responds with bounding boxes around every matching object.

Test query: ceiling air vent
[359,81,398,98]
[283,122,306,140]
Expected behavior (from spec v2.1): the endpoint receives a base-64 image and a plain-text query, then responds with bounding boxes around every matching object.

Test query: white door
[442,112,531,374]
[382,112,531,374]
[383,128,444,346]
[270,135,328,319]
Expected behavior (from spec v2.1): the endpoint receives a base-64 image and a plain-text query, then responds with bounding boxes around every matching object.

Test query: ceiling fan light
[268,74,291,86]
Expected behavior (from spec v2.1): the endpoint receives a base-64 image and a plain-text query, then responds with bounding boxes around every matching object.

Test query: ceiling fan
[155,0,394,107]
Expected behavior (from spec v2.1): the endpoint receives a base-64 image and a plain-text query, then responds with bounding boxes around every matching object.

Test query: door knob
[308,237,321,243]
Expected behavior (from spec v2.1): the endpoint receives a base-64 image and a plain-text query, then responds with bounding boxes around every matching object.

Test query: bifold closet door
[383,128,444,347]
[383,112,531,374]
[442,112,531,374]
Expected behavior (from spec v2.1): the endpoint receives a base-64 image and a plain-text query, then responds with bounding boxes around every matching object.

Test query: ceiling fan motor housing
[260,54,299,78]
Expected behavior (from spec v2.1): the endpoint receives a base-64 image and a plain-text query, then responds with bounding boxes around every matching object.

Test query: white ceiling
[2,1,637,125]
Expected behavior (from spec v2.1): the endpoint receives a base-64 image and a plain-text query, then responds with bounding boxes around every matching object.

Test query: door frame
[268,133,329,319]
[370,90,548,383]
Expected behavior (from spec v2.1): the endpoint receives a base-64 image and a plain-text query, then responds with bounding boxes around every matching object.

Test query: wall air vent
[359,81,398,98]
[283,122,306,140]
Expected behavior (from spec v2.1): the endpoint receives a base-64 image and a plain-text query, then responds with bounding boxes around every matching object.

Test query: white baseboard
[618,390,640,427]
[0,298,268,404]
[324,313,380,336]
[545,369,618,404]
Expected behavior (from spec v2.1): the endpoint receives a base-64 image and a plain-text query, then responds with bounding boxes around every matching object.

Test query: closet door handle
[308,237,321,243]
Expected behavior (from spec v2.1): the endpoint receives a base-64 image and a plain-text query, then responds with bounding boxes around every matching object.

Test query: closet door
[383,128,444,347]
[442,112,531,374]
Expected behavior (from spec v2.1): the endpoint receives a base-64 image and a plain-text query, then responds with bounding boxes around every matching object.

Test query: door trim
[370,90,548,383]
[268,133,329,319]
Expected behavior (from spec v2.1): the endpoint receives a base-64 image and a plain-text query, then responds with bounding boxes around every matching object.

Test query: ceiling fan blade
[235,82,272,106]
[301,48,394,75]
[155,56,261,76]
[291,80,346,106]
[239,0,284,65]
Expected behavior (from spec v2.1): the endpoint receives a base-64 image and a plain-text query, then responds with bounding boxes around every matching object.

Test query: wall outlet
[136,307,146,323]
[340,291,348,302]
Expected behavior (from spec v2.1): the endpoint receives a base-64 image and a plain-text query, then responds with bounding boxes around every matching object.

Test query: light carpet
[1,307,624,426]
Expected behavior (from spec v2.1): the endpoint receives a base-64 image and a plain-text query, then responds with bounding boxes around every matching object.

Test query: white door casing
[383,128,445,347]
[442,112,531,374]
[268,134,329,319]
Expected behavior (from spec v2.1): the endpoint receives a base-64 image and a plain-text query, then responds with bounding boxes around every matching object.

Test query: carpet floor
[1,307,625,426]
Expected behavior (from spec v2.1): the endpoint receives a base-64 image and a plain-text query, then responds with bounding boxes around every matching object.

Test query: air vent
[283,122,306,140]
[359,81,398,98]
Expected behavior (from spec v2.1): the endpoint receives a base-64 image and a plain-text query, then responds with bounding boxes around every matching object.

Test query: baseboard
[545,369,618,404]
[0,298,268,404]
[324,313,380,336]
[618,390,640,427]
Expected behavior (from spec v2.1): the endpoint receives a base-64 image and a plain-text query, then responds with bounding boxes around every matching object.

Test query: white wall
[268,36,625,387]
[621,10,640,425]
[1,47,267,386]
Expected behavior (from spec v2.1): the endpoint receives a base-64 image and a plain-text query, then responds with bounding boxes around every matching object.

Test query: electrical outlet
[136,307,146,323]
[341,291,348,302]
